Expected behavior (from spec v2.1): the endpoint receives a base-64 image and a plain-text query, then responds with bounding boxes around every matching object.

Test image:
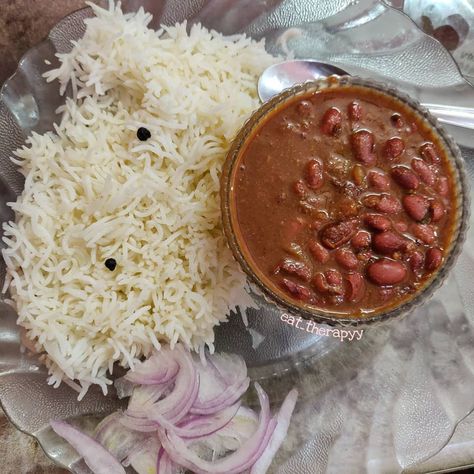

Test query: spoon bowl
[258,60,349,103]
[258,59,474,130]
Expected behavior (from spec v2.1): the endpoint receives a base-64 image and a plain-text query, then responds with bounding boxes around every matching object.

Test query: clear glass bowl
[221,75,470,327]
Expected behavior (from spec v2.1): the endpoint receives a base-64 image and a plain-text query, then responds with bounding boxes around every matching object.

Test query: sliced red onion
[203,406,259,454]
[94,412,123,439]
[145,346,199,424]
[119,414,161,433]
[191,352,247,410]
[189,352,248,415]
[52,347,296,474]
[158,383,276,474]
[191,355,228,405]
[125,348,179,385]
[157,402,240,439]
[156,447,178,474]
[128,383,169,414]
[94,412,149,463]
[156,447,165,468]
[190,376,249,415]
[207,352,247,386]
[250,388,298,474]
[126,436,161,474]
[50,420,125,474]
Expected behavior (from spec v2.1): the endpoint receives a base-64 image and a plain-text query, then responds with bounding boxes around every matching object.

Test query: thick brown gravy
[231,86,457,318]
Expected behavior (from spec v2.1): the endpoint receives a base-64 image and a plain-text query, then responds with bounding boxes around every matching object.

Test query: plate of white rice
[1,2,279,397]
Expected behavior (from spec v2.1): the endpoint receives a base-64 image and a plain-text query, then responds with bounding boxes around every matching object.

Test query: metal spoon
[258,59,474,130]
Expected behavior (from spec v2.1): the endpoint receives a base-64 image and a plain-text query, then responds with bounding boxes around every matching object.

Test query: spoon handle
[422,104,474,130]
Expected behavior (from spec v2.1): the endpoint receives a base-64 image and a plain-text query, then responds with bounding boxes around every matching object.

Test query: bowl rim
[220,75,471,327]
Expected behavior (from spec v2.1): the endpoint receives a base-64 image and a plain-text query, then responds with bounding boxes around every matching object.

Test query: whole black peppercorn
[105,258,117,271]
[137,127,151,141]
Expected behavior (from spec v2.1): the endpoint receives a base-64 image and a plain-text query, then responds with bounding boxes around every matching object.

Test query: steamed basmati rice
[2,2,278,396]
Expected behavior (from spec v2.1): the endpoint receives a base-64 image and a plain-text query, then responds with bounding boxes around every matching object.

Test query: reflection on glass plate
[1,0,474,472]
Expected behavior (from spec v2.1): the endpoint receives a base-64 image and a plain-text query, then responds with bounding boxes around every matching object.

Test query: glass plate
[1,0,474,472]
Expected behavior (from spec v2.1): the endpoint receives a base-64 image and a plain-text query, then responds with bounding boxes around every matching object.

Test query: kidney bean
[351,130,376,165]
[383,137,405,160]
[321,108,342,136]
[281,278,311,301]
[293,179,307,197]
[320,220,358,249]
[376,194,401,214]
[363,194,401,214]
[412,223,436,244]
[367,259,407,285]
[436,176,449,196]
[391,166,419,190]
[313,271,344,295]
[430,200,445,222]
[346,272,365,302]
[352,230,371,250]
[335,248,359,269]
[278,258,312,281]
[364,213,392,232]
[297,100,313,117]
[308,240,329,264]
[368,171,390,191]
[390,113,404,128]
[394,221,408,232]
[425,247,443,272]
[348,101,362,121]
[327,278,345,296]
[411,158,435,186]
[403,194,429,221]
[326,269,343,286]
[313,273,328,293]
[305,159,323,190]
[373,231,408,255]
[420,142,440,163]
[408,250,424,272]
